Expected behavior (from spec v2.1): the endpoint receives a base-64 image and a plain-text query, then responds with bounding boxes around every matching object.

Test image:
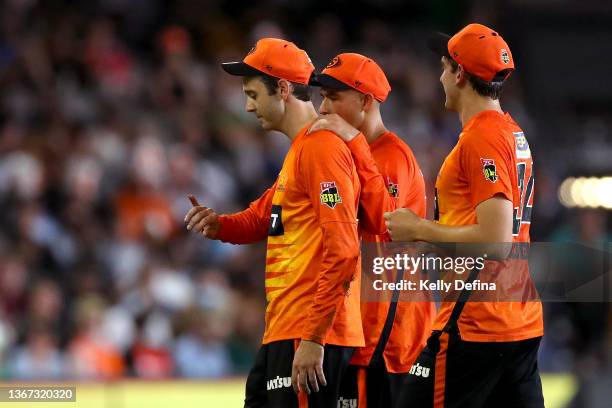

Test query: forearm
[417,220,486,243]
[417,220,512,259]
[217,210,268,244]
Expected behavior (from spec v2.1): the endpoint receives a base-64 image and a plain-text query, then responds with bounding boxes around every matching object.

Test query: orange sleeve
[297,132,360,345]
[396,148,427,218]
[217,185,274,244]
[346,133,395,235]
[460,132,513,208]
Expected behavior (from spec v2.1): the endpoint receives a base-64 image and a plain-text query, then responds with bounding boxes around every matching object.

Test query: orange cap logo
[326,56,341,69]
[501,49,510,64]
[320,53,391,102]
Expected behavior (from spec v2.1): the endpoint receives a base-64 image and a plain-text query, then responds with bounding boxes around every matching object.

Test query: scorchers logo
[320,181,342,209]
[387,177,399,198]
[481,158,498,183]
[326,56,341,69]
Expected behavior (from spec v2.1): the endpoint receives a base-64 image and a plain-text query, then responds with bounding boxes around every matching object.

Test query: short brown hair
[253,74,312,102]
[446,57,510,100]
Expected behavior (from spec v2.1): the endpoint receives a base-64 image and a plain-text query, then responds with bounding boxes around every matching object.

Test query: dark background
[0,0,610,406]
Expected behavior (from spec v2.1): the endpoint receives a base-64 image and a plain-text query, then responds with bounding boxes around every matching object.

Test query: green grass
[0,374,575,408]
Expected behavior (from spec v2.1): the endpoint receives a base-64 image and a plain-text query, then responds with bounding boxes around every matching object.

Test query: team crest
[481,159,498,183]
[320,181,342,208]
[326,56,341,69]
[387,178,399,198]
[501,49,510,64]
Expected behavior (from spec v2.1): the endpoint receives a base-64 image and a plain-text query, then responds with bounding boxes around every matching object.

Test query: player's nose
[319,101,330,115]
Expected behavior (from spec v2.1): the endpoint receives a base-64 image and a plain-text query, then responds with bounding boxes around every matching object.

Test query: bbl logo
[481,159,498,183]
[387,178,399,198]
[320,181,342,208]
[501,49,510,64]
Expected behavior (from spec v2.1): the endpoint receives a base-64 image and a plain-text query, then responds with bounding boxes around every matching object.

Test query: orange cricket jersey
[433,110,543,342]
[347,132,436,373]
[218,125,364,347]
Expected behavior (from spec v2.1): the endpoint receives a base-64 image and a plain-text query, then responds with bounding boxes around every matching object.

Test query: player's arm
[184,186,274,244]
[310,114,395,235]
[386,197,512,242]
[291,132,360,394]
[385,134,514,257]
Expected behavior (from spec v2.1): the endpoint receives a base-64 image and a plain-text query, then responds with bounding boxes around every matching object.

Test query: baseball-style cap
[310,53,391,102]
[428,23,514,82]
[221,38,314,85]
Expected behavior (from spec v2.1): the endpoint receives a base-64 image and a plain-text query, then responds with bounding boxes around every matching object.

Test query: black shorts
[395,329,544,408]
[244,339,354,408]
[339,362,408,408]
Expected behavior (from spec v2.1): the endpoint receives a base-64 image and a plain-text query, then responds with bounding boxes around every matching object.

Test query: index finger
[187,195,200,206]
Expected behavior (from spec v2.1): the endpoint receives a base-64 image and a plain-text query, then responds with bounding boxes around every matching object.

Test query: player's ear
[278,79,291,100]
[362,93,374,112]
[456,64,467,85]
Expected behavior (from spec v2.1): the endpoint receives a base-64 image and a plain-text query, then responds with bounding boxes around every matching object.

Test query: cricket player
[308,53,435,407]
[385,24,544,407]
[184,38,364,408]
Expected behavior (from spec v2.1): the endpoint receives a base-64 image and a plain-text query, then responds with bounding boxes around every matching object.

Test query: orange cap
[429,23,514,82]
[310,53,391,102]
[221,38,314,85]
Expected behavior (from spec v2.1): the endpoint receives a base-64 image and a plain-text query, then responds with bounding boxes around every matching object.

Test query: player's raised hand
[184,195,220,239]
[291,340,326,395]
[384,208,423,242]
[308,113,360,142]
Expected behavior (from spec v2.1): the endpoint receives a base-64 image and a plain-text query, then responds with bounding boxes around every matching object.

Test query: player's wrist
[415,217,433,242]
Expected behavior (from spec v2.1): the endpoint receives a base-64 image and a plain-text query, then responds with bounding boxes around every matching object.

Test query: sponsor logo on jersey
[337,397,357,408]
[266,376,292,391]
[387,177,399,198]
[320,181,342,208]
[277,172,288,192]
[481,158,498,183]
[513,132,531,159]
[408,362,430,378]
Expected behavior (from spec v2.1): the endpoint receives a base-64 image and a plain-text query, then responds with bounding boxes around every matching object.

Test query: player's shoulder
[386,132,423,166]
[300,129,351,155]
[373,132,411,156]
[460,120,513,151]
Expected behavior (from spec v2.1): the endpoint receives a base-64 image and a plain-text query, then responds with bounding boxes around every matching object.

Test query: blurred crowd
[0,0,609,384]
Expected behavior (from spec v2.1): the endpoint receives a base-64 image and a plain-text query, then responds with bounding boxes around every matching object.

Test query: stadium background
[0,0,610,407]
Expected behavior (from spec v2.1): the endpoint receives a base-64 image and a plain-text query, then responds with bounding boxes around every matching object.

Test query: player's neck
[458,93,503,127]
[279,100,318,140]
[360,111,388,144]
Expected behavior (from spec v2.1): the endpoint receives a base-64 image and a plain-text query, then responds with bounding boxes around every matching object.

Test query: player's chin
[443,97,455,111]
[259,118,273,130]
